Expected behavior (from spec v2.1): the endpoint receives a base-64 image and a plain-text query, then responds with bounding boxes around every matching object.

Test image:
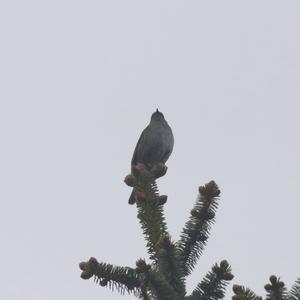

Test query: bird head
[151,109,165,122]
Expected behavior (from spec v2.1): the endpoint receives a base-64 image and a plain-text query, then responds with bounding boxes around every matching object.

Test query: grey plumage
[128,109,174,204]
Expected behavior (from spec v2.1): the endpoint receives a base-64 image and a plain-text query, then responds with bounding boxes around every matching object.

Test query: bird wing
[131,126,148,166]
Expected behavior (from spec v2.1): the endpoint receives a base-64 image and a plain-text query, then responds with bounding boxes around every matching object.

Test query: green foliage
[79,163,232,299]
[79,257,141,295]
[265,276,287,300]
[177,181,220,276]
[232,285,263,300]
[288,278,300,300]
[187,260,234,300]
[233,276,300,300]
[155,235,185,296]
[78,162,299,300]
[139,264,180,300]
[133,166,168,260]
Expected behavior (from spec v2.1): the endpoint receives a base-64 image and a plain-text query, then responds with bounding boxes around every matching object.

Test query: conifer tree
[79,163,233,299]
[79,163,300,300]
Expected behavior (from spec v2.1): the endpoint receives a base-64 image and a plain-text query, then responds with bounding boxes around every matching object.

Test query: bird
[128,109,174,204]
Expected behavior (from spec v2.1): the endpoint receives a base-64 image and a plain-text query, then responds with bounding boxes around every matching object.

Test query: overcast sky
[1,1,300,299]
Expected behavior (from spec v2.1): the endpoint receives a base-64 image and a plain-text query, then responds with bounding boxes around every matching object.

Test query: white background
[1,1,299,299]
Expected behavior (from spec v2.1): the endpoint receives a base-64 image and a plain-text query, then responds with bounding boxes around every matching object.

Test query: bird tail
[128,189,136,205]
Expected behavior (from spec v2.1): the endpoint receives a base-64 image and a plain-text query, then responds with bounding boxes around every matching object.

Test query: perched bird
[128,109,174,204]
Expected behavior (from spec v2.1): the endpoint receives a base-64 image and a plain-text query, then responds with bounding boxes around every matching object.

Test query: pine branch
[288,278,300,300]
[79,257,141,295]
[147,269,180,300]
[156,235,186,296]
[136,259,180,300]
[177,181,220,275]
[125,163,169,261]
[232,285,263,300]
[187,260,234,300]
[264,276,287,300]
[138,284,152,300]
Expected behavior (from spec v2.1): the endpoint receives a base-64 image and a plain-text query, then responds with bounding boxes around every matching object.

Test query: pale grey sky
[1,1,300,299]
